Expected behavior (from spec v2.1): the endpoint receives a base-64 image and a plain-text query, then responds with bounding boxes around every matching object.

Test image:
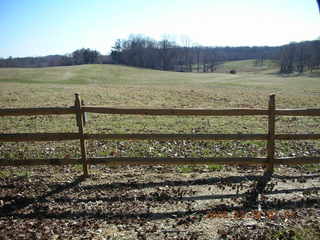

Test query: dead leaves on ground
[206,209,297,221]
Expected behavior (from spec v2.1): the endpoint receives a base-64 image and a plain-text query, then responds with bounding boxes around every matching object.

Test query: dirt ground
[0,164,320,240]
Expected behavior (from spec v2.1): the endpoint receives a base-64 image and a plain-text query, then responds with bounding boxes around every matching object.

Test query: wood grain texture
[84,133,268,141]
[0,133,80,142]
[82,106,269,116]
[0,107,76,116]
[88,157,268,166]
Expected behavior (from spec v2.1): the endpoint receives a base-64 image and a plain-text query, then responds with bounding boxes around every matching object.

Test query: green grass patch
[177,165,223,173]
[0,169,31,178]
[268,226,320,240]
[301,164,320,172]
[177,166,196,173]
[72,164,83,172]
[207,164,224,171]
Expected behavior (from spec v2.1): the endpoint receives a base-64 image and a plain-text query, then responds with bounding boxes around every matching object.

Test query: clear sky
[0,0,319,58]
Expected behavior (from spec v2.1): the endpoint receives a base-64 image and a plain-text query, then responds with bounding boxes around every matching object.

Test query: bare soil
[0,165,320,240]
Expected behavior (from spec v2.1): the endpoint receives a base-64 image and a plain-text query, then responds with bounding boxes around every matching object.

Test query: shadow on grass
[0,174,319,221]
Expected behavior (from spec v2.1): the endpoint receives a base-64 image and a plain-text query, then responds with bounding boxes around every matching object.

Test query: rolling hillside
[0,60,319,95]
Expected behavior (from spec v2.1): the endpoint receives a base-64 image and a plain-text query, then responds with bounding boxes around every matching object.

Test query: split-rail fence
[0,94,320,177]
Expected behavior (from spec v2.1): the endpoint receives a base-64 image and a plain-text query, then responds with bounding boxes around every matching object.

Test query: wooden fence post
[247,94,277,202]
[75,93,88,177]
[81,99,87,126]
[266,94,276,175]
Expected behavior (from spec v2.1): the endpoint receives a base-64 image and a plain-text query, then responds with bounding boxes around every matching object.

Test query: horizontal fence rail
[0,107,76,116]
[0,133,80,142]
[0,158,82,166]
[1,157,320,167]
[2,133,320,143]
[84,133,269,141]
[82,106,269,116]
[2,107,319,117]
[275,109,320,116]
[0,93,320,177]
[88,157,268,166]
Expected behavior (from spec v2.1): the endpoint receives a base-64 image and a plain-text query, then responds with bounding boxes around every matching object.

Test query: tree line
[1,36,319,74]
[0,48,111,68]
[111,35,280,72]
[279,40,320,73]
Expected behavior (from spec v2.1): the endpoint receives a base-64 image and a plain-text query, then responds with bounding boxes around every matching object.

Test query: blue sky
[0,0,319,58]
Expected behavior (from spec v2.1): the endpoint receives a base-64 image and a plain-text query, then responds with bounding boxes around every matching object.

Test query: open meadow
[1,60,320,239]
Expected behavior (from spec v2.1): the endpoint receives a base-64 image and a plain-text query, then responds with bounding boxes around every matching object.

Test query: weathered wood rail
[0,94,320,177]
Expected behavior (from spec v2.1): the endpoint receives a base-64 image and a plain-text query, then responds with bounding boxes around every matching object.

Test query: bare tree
[180,35,193,72]
[193,45,201,72]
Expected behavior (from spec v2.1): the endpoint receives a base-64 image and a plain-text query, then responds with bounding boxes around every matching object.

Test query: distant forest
[1,35,319,74]
[0,48,112,68]
[111,36,280,72]
[279,40,320,73]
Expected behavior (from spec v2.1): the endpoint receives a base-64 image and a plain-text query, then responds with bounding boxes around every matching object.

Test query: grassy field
[214,59,279,73]
[1,61,320,239]
[0,60,319,92]
[0,60,320,161]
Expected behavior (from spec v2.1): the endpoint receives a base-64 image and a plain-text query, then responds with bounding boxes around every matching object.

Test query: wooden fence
[1,93,320,177]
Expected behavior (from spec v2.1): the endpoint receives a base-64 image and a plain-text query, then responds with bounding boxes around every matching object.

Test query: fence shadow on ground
[0,174,319,221]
